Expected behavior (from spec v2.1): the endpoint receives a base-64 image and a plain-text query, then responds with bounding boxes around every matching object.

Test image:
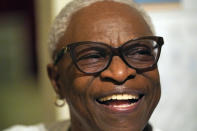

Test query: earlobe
[47,64,64,99]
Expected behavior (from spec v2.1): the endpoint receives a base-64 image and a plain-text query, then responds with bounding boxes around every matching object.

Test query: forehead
[60,1,152,48]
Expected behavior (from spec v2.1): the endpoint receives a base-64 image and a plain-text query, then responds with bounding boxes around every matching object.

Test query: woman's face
[48,1,161,131]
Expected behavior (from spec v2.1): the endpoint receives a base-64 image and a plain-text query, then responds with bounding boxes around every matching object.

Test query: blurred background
[0,0,196,130]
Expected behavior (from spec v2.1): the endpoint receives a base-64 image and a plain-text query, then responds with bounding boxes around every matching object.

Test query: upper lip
[94,85,146,101]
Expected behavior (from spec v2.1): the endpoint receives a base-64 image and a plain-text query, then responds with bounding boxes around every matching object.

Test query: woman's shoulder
[4,121,161,131]
[3,120,70,131]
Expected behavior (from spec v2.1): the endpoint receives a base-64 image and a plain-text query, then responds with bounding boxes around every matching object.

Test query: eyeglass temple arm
[54,47,68,65]
[158,37,164,46]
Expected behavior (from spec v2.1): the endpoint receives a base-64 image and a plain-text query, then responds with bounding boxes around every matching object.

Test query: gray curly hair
[49,0,155,59]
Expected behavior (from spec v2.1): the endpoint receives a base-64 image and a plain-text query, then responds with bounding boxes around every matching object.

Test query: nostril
[127,74,135,79]
[100,77,121,85]
[102,77,125,85]
[100,74,136,85]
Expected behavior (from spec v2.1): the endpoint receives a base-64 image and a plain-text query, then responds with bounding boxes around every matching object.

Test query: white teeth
[116,95,122,100]
[113,103,135,108]
[99,94,139,102]
[112,95,117,100]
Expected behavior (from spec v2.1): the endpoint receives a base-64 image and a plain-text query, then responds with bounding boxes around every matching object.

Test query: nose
[100,56,136,84]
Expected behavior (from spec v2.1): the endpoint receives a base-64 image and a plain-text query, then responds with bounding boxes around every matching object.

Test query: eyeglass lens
[71,39,159,74]
[122,39,158,69]
[73,43,111,73]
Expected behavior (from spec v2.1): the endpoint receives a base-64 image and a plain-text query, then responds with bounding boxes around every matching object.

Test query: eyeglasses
[54,36,164,74]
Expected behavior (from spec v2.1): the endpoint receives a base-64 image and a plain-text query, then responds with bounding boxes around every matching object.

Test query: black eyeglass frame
[54,36,164,74]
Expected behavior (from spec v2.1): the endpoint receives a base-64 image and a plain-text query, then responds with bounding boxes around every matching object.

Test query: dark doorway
[0,0,37,81]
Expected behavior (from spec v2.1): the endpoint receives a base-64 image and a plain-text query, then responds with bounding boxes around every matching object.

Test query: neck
[69,122,152,131]
[143,123,152,131]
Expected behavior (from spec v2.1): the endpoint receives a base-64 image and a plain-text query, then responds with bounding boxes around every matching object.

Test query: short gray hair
[49,0,155,58]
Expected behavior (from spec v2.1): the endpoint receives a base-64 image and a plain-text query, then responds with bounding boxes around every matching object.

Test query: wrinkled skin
[47,1,161,131]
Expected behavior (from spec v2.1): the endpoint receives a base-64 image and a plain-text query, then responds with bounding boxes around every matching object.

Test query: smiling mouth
[96,93,144,109]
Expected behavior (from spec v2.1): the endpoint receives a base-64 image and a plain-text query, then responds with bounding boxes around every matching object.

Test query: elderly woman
[5,0,164,131]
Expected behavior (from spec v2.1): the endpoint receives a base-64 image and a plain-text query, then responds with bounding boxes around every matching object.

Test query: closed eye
[134,49,151,55]
[77,52,107,61]
[125,47,152,57]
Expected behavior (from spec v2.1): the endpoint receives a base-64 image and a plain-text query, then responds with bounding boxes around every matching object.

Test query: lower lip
[97,97,144,113]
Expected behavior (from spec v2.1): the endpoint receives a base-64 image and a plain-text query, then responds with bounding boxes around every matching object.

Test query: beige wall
[35,0,56,122]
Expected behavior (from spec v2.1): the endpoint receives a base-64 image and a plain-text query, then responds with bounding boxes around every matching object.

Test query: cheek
[65,76,97,123]
[149,70,160,99]
[143,69,161,112]
[61,64,94,100]
[143,68,160,84]
[71,76,94,97]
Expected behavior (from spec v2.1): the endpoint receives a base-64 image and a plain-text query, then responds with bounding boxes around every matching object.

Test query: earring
[55,96,66,107]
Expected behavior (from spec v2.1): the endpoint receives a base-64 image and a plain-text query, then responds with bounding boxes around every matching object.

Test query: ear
[47,64,64,99]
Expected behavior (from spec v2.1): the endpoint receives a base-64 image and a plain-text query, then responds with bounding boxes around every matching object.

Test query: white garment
[4,120,161,131]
